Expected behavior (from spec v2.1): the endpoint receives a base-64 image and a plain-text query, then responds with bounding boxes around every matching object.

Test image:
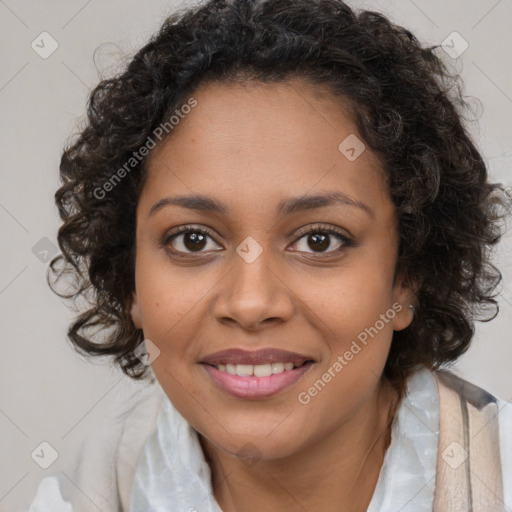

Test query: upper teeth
[217,362,296,377]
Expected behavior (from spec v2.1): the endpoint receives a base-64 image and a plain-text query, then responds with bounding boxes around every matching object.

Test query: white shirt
[25,368,512,511]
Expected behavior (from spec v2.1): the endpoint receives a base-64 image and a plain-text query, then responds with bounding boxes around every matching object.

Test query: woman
[27,0,511,510]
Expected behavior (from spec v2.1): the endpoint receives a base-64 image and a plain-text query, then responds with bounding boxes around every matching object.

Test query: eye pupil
[184,232,207,251]
[308,233,330,252]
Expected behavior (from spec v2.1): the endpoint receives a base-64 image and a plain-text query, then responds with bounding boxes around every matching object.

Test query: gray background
[0,0,511,509]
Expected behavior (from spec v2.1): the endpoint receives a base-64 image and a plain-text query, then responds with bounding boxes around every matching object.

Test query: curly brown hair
[49,0,510,396]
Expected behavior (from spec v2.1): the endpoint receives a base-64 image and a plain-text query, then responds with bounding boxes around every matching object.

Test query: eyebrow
[148,191,373,218]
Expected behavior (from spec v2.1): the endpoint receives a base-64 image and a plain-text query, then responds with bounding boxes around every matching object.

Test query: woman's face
[131,78,413,460]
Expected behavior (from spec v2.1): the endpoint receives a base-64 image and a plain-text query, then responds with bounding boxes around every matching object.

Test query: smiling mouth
[204,361,310,377]
[200,348,315,399]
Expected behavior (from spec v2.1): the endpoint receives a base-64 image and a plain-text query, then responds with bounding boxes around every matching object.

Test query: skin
[130,77,415,511]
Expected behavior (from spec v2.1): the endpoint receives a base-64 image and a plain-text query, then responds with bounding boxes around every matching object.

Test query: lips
[200,348,314,399]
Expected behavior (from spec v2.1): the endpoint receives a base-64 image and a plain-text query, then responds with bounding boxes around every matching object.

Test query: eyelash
[162,223,354,257]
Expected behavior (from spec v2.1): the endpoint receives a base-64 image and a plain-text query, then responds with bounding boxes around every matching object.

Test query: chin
[207,432,303,463]
[198,412,313,462]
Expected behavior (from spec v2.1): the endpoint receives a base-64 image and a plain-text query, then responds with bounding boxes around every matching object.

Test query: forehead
[142,78,390,218]
[152,77,361,157]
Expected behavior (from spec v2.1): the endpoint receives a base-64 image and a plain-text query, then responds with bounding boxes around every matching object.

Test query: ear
[130,291,142,329]
[392,273,416,332]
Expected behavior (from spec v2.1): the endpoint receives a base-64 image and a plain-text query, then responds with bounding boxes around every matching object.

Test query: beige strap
[433,370,504,511]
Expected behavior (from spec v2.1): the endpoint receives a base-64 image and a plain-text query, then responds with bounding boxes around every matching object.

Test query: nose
[212,246,295,332]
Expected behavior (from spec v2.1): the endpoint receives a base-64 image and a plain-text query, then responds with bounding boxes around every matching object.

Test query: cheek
[293,252,396,384]
[133,250,210,360]
[294,253,395,335]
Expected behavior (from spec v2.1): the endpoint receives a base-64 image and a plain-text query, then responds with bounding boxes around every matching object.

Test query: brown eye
[290,225,354,255]
[306,232,331,252]
[180,232,208,251]
[164,226,222,254]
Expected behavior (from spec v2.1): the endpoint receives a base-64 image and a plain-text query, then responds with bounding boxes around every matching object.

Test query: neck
[200,377,399,512]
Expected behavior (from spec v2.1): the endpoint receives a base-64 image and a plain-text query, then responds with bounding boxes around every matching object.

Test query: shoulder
[432,369,512,508]
[431,368,512,450]
[433,369,512,439]
[24,375,164,512]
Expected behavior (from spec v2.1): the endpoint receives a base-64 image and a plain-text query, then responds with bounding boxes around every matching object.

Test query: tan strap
[433,370,504,511]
